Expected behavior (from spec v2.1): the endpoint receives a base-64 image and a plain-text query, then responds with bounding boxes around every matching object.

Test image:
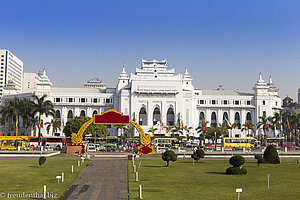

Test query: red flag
[225,118,232,130]
[202,121,206,131]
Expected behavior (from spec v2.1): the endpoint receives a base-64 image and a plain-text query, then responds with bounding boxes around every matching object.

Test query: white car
[87,144,96,152]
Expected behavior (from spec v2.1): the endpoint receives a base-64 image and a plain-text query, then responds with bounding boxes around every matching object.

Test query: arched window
[153,107,161,125]
[246,112,252,123]
[67,110,73,120]
[93,110,98,116]
[56,110,61,119]
[139,107,147,126]
[199,112,205,126]
[80,110,85,117]
[167,107,175,125]
[234,112,241,129]
[211,112,217,127]
[223,112,228,124]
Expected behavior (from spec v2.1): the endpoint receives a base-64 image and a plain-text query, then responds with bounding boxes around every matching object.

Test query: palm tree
[257,115,269,136]
[183,125,193,140]
[172,124,183,137]
[196,121,208,145]
[31,94,55,145]
[45,118,61,136]
[0,97,22,136]
[273,110,285,137]
[28,116,39,136]
[163,124,174,137]
[241,122,255,137]
[19,98,35,129]
[124,125,135,137]
[148,126,158,137]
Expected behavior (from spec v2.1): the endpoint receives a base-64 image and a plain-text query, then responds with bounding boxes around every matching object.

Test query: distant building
[0,49,23,97]
[282,96,300,114]
[83,77,106,89]
[23,72,41,91]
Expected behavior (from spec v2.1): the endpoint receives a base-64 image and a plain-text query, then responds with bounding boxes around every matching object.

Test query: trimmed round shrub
[254,154,264,166]
[226,155,247,175]
[39,156,46,166]
[226,167,247,175]
[162,150,177,167]
[263,145,280,164]
[254,154,262,160]
[229,155,245,167]
[191,149,205,162]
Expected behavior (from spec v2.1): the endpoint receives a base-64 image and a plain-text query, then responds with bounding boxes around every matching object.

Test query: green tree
[191,149,205,162]
[19,98,35,129]
[45,118,61,135]
[183,125,193,139]
[263,145,280,164]
[63,116,108,137]
[148,126,158,137]
[124,125,135,137]
[162,150,177,167]
[163,124,175,137]
[172,124,183,137]
[257,115,270,137]
[273,110,285,137]
[196,121,209,145]
[88,123,108,138]
[31,94,55,145]
[241,122,255,137]
[0,97,22,136]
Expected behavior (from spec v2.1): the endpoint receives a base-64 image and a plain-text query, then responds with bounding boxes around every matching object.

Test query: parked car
[87,144,96,152]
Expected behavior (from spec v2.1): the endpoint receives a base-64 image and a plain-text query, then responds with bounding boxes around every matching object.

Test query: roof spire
[269,75,273,84]
[119,64,129,80]
[42,68,46,77]
[183,66,191,79]
[259,72,263,81]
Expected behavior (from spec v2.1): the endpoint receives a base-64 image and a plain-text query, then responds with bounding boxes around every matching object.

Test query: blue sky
[1,0,300,100]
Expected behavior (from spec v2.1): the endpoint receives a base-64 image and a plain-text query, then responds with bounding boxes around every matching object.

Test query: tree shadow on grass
[28,165,39,168]
[205,172,227,175]
[143,165,167,168]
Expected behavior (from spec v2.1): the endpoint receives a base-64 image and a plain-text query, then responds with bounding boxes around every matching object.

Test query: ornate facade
[1,59,282,138]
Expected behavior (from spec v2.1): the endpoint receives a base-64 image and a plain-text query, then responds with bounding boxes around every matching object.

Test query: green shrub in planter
[191,149,205,162]
[162,150,177,167]
[263,145,280,164]
[226,155,247,175]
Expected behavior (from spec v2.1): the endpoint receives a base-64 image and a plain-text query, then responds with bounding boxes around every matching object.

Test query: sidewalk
[59,158,128,200]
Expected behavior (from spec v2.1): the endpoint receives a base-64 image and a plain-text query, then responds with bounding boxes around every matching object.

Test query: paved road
[59,158,128,200]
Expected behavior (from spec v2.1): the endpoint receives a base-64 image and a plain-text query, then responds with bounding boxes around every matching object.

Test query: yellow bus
[0,136,29,150]
[153,138,176,150]
[223,137,257,151]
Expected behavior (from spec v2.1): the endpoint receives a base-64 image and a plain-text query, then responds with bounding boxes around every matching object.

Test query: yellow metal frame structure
[71,109,153,154]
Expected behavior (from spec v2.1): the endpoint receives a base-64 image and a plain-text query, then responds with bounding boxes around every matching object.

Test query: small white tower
[117,65,129,91]
[37,68,52,91]
[182,67,194,91]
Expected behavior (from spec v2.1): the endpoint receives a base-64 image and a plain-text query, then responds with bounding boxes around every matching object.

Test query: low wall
[66,145,84,154]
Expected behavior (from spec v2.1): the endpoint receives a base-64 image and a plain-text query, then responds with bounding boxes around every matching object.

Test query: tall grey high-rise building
[0,49,23,97]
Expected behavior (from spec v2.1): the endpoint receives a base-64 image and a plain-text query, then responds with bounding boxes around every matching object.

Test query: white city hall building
[1,59,281,138]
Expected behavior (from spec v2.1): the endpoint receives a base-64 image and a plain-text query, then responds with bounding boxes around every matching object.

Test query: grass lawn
[0,158,87,199]
[128,159,300,200]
